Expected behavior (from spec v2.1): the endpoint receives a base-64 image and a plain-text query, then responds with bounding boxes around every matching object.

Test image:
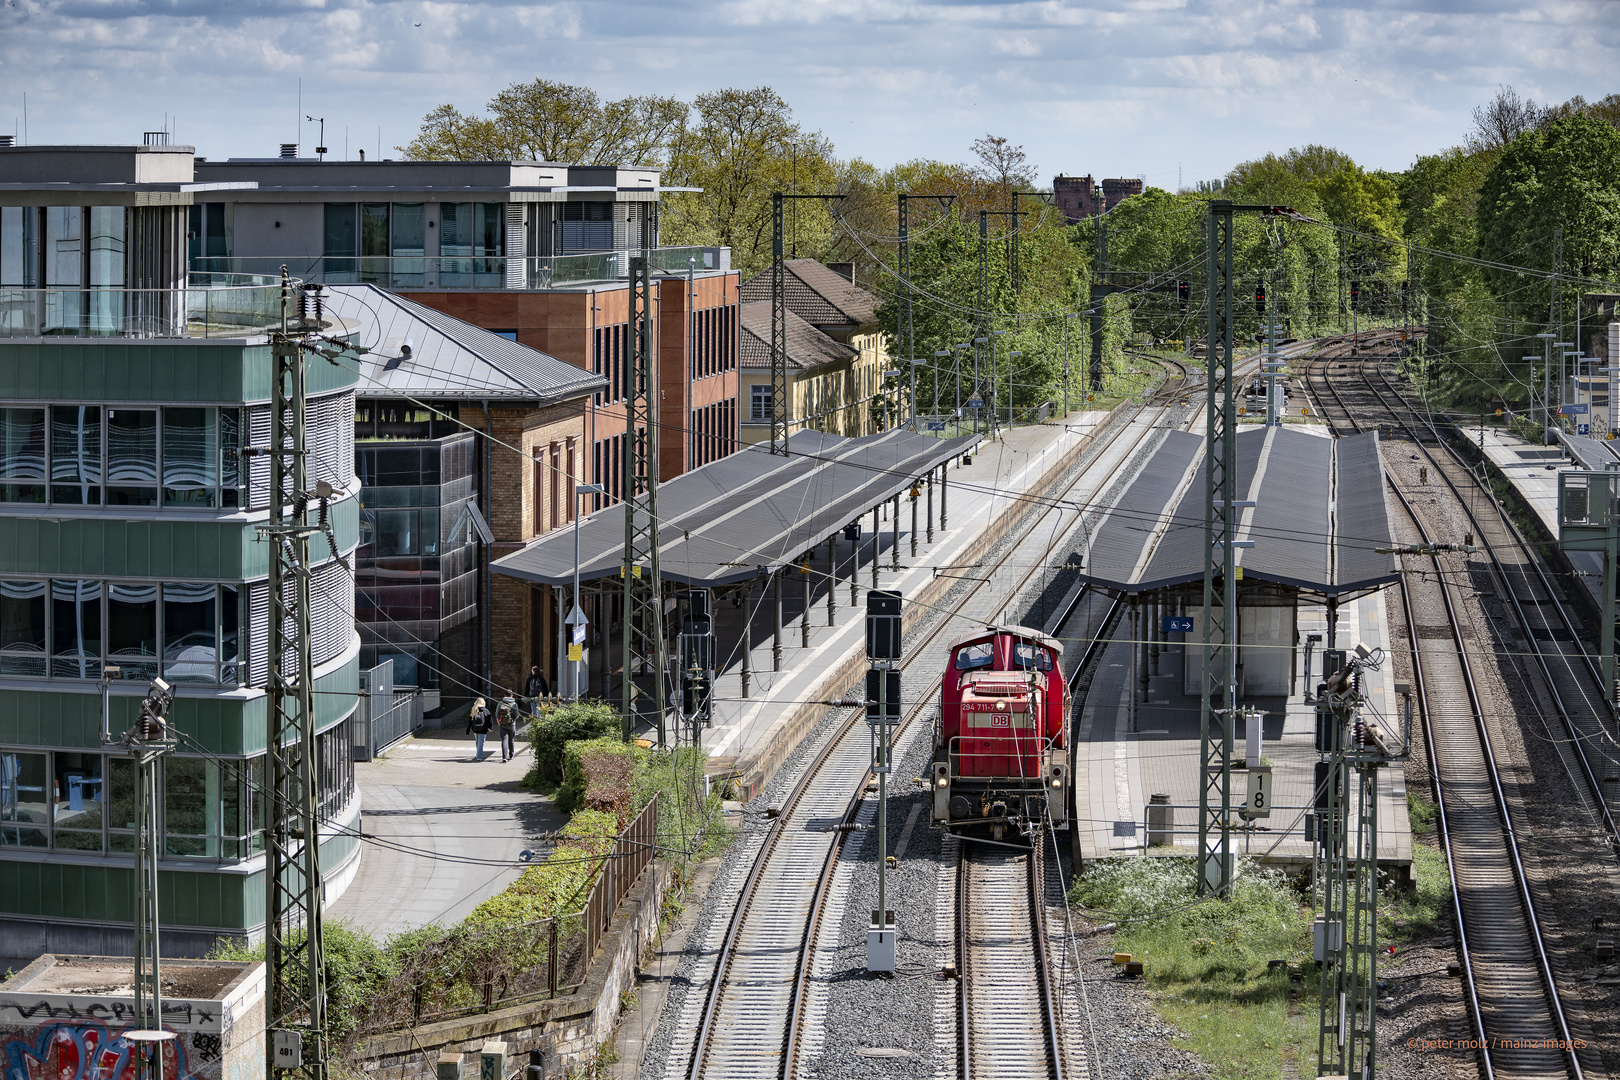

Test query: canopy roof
[494,428,976,588]
[1080,426,1397,598]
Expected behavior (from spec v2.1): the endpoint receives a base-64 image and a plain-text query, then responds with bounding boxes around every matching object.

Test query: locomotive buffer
[866,590,903,974]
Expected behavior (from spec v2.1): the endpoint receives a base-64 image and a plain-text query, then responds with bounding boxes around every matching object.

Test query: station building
[738,259,891,441]
[0,143,361,955]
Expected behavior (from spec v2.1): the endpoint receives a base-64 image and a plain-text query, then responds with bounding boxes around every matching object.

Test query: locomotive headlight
[995,701,1007,711]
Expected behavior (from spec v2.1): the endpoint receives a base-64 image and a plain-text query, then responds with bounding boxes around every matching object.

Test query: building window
[751,385,772,423]
[104,408,158,506]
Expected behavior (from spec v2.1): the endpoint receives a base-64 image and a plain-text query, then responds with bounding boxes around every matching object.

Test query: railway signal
[866,590,903,973]
[1178,279,1190,311]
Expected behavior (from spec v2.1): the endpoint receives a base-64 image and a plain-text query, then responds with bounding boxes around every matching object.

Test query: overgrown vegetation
[1072,857,1317,1080]
[218,701,731,1060]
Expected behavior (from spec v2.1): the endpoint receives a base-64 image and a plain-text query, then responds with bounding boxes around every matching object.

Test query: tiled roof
[738,300,858,371]
[318,285,605,402]
[738,258,880,329]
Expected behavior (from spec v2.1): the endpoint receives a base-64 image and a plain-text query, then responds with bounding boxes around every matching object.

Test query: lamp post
[933,348,951,429]
[569,483,606,700]
[1006,350,1022,430]
[971,336,988,434]
[954,341,970,434]
[1536,331,1556,438]
[990,330,1009,437]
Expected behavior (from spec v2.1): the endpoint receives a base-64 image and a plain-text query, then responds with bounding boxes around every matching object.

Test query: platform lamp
[953,342,972,433]
[1536,331,1556,437]
[568,484,607,701]
[1006,351,1023,431]
[971,336,989,435]
[989,330,1009,437]
[933,348,952,430]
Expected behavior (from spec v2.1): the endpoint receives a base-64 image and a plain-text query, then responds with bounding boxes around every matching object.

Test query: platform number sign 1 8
[1245,767,1273,820]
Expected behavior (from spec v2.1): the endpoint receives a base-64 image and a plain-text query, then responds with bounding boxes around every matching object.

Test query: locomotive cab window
[1013,643,1053,671]
[954,641,993,670]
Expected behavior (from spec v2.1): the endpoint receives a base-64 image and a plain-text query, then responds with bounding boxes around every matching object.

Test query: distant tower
[1101,178,1144,212]
[1052,175,1097,224]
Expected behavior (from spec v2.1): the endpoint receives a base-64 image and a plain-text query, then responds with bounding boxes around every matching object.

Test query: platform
[1074,587,1413,874]
[1475,424,1604,609]
[693,409,1164,792]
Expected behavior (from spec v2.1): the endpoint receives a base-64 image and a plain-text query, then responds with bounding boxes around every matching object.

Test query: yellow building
[738,260,891,441]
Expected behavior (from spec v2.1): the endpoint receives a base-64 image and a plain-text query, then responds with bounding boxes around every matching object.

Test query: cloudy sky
[1,0,1615,185]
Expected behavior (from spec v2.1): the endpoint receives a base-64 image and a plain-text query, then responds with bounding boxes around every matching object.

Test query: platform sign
[1244,767,1273,819]
[1581,424,1591,435]
[967,397,984,408]
[1562,403,1589,416]
[928,422,946,431]
[1163,615,1194,633]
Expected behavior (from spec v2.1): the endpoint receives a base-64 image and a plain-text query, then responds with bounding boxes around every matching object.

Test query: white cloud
[0,0,1614,180]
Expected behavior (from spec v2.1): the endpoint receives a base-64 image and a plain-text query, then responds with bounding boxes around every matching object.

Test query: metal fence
[1130,800,1313,855]
[352,659,425,760]
[191,248,730,291]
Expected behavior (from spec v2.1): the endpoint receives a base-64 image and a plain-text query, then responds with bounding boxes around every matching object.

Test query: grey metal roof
[493,428,977,588]
[1557,432,1620,470]
[1081,426,1397,597]
[319,285,605,402]
[738,301,858,371]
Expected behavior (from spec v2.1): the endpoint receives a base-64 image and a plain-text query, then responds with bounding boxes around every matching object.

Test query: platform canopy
[1557,431,1620,471]
[1081,426,1397,599]
[494,428,976,589]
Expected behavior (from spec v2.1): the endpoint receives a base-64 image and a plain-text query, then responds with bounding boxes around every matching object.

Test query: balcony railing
[189,246,731,291]
[0,272,288,339]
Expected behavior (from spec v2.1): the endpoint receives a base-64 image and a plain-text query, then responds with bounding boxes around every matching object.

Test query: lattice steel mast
[622,255,667,743]
[263,270,329,1080]
[770,191,846,453]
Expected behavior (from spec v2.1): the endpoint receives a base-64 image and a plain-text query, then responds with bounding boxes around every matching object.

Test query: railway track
[1304,342,1586,1079]
[675,400,1189,1079]
[958,843,1064,1080]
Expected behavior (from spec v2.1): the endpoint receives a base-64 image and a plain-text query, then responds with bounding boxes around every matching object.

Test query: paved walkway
[326,729,566,938]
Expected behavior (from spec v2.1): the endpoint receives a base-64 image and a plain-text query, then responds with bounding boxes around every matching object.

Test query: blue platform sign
[1580,424,1591,435]
[1163,616,1195,633]
[1561,403,1589,416]
[927,422,946,431]
[967,397,984,408]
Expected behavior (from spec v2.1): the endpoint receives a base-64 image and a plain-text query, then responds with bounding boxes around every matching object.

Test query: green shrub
[465,808,620,927]
[526,700,623,787]
[556,737,646,815]
[209,921,392,1053]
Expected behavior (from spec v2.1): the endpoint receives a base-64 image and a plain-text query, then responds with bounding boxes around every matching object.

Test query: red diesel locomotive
[930,626,1070,840]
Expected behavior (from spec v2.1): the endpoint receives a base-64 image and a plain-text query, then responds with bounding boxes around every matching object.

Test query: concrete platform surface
[1076,589,1412,872]
[326,729,566,938]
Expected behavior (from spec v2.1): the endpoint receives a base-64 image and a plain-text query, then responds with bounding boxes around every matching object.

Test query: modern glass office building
[0,145,362,956]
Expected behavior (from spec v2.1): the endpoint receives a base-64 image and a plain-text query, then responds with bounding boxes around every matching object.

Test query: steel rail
[1359,364,1620,857]
[1311,344,1582,1079]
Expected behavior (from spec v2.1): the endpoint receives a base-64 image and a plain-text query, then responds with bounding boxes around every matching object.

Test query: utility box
[1312,916,1344,962]
[867,911,896,973]
[437,1053,463,1080]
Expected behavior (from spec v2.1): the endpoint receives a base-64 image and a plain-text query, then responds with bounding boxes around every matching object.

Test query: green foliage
[1380,845,1451,944]
[556,737,644,816]
[465,809,620,927]
[208,922,392,1053]
[1477,112,1620,328]
[526,699,623,788]
[661,87,837,278]
[401,81,686,166]
[1072,857,1317,1079]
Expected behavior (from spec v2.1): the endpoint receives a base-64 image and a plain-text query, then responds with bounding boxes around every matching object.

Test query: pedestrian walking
[467,697,492,760]
[496,694,520,762]
[524,665,549,713]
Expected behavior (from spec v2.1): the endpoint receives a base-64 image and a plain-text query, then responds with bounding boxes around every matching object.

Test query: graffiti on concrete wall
[1,1021,215,1080]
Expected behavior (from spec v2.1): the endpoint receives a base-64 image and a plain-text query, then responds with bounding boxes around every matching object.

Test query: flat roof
[1081,426,1397,598]
[494,428,976,588]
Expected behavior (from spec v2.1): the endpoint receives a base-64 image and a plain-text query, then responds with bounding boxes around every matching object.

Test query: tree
[1467,84,1545,154]
[402,80,687,166]
[970,134,1036,190]
[1476,111,1620,328]
[1226,145,1358,195]
[660,87,837,278]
